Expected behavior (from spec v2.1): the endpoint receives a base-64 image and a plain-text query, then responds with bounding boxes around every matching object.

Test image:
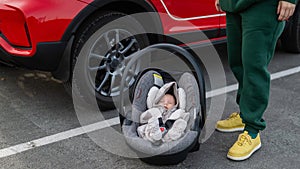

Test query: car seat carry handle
[119,43,206,128]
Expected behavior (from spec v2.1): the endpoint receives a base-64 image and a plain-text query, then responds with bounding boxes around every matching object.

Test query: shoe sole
[215,127,245,132]
[227,142,262,161]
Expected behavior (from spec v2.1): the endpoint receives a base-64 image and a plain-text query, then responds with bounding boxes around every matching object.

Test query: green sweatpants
[226,0,285,134]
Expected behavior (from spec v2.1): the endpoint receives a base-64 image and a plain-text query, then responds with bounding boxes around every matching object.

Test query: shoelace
[237,133,252,146]
[226,112,239,121]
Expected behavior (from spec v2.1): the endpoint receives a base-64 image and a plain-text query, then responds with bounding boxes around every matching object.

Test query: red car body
[0,0,224,64]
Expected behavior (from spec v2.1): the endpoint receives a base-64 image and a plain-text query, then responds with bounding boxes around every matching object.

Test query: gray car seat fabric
[122,71,200,155]
[128,70,161,123]
[179,72,201,130]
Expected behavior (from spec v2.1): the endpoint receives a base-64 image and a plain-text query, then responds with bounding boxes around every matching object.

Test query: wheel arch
[61,0,163,42]
[53,0,163,82]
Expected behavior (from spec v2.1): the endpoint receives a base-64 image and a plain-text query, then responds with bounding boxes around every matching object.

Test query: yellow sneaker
[227,131,261,161]
[215,112,245,132]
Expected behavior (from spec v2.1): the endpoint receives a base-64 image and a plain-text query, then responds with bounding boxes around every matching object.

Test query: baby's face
[158,94,175,110]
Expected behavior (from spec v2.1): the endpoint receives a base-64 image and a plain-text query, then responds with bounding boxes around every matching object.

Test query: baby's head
[158,94,176,110]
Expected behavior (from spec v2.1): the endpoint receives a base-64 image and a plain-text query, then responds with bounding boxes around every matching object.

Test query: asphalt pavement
[0,44,299,169]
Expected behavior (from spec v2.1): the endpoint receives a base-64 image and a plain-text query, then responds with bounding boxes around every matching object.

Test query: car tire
[281,3,300,53]
[69,11,149,110]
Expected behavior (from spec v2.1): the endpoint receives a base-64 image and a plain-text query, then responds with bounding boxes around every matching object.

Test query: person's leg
[227,0,285,161]
[239,1,285,136]
[226,12,243,105]
[215,12,246,132]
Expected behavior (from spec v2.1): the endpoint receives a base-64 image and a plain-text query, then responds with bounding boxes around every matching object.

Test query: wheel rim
[86,29,141,97]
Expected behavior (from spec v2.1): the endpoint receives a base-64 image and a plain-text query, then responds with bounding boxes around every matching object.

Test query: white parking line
[0,118,120,158]
[0,66,300,159]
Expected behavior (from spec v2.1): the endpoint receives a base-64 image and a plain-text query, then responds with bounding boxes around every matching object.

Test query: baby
[159,94,176,110]
[137,82,190,144]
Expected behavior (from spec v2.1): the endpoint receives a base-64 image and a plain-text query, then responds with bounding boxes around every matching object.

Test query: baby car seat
[119,44,206,165]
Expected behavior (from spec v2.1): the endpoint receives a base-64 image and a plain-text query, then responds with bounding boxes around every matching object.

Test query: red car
[1,0,299,109]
